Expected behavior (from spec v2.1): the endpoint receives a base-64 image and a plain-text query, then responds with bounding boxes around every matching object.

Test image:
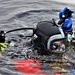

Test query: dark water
[0,0,75,75]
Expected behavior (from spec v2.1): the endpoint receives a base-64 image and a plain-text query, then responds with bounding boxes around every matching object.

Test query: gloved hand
[58,18,65,25]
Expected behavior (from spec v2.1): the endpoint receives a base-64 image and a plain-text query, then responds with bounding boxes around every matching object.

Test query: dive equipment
[0,18,75,54]
[0,30,7,53]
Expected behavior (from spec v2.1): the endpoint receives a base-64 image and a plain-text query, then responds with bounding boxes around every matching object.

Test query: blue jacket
[61,17,72,32]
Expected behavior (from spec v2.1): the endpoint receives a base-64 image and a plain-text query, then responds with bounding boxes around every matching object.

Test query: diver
[58,7,74,36]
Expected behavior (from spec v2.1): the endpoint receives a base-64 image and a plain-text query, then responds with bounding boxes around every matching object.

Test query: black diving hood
[33,20,65,51]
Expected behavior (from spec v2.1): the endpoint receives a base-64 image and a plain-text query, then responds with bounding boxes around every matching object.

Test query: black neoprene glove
[58,18,65,25]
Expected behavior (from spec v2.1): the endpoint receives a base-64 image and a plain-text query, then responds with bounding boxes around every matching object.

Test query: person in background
[58,7,74,36]
[52,7,74,51]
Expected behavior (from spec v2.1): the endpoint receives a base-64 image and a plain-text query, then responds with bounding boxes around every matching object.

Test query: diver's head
[58,7,74,25]
[64,7,74,18]
[62,7,74,18]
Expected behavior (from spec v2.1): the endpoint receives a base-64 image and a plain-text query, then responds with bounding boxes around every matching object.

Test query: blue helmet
[59,7,74,19]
